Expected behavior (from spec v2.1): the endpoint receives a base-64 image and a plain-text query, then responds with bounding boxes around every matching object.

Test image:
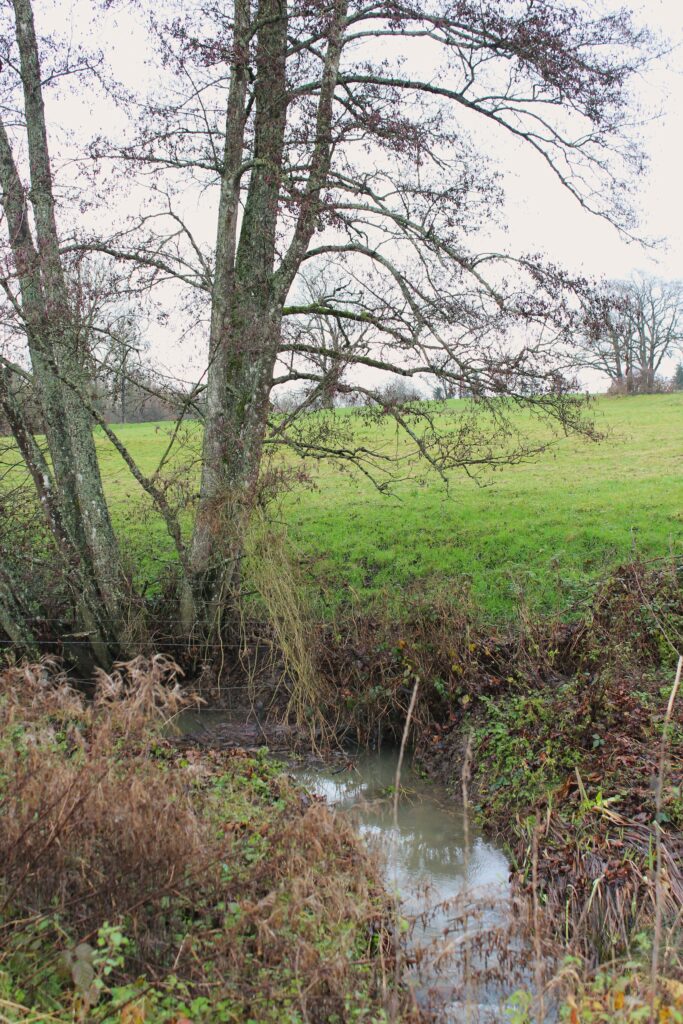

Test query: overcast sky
[501,0,683,282]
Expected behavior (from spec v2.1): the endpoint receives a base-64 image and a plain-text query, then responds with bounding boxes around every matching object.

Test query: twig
[390,675,419,1022]
[393,677,420,829]
[532,819,546,1024]
[462,734,473,1024]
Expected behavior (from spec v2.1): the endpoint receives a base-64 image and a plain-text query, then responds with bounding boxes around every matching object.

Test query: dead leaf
[121,1005,145,1024]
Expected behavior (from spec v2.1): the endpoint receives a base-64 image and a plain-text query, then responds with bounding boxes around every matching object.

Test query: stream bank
[175,559,683,1020]
[2,557,680,1022]
[0,660,422,1024]
[174,712,530,1023]
[294,751,519,1022]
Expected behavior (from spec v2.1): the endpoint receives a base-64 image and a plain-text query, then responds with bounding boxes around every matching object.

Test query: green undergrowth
[466,562,683,846]
[470,666,682,828]
[386,558,683,1018]
[0,660,415,1024]
[464,652,683,1018]
[471,693,682,1014]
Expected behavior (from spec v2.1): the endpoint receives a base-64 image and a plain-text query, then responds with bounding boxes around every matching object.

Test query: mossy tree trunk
[182,0,347,637]
[0,0,127,662]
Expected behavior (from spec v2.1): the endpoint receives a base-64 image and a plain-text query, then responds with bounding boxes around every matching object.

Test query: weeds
[244,509,334,747]
[0,658,418,1023]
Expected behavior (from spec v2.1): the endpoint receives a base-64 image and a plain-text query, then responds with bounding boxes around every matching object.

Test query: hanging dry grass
[0,657,208,949]
[0,658,419,1023]
[244,509,335,745]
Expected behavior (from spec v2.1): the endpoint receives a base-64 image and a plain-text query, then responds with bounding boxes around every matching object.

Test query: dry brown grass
[244,510,335,745]
[0,657,211,956]
[0,657,421,1022]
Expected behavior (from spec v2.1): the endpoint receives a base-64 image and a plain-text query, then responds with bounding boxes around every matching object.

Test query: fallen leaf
[121,1006,145,1024]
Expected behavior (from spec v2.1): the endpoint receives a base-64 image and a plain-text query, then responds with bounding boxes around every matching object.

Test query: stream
[175,712,526,1021]
[295,749,520,1022]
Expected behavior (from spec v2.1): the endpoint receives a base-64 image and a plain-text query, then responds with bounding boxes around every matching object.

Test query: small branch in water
[462,734,473,1024]
[390,675,420,1024]
[532,820,546,1024]
[393,677,420,829]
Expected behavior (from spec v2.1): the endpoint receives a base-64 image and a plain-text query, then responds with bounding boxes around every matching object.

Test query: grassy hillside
[96,393,683,622]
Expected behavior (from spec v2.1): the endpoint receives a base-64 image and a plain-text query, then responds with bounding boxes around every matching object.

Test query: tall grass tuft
[0,658,419,1023]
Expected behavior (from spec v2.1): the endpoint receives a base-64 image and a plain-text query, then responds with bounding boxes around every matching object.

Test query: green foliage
[473,683,588,812]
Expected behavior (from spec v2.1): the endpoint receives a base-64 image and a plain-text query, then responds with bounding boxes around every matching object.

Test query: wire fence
[1,553,680,654]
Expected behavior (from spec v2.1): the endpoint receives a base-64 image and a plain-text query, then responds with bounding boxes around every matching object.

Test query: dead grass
[244,509,335,745]
[0,658,420,1023]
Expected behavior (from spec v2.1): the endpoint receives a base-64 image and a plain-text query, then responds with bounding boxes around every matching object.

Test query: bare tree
[578,280,636,391]
[88,0,651,635]
[0,0,204,657]
[579,276,683,393]
[630,277,683,391]
[91,308,146,424]
[0,0,129,660]
[0,0,660,652]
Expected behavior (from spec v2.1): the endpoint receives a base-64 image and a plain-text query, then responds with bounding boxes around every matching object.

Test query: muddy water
[174,710,526,1020]
[295,751,521,1022]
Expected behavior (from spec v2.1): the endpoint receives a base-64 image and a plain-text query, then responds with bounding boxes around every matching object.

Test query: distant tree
[280,266,373,410]
[377,379,423,404]
[432,373,465,401]
[95,313,145,424]
[629,277,683,391]
[672,363,683,391]
[579,277,683,393]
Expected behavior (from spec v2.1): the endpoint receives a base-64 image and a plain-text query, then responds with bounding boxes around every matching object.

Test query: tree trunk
[0,0,128,661]
[181,0,287,634]
[0,566,37,656]
[182,0,347,641]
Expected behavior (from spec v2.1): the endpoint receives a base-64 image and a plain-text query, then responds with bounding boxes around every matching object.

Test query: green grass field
[94,393,683,623]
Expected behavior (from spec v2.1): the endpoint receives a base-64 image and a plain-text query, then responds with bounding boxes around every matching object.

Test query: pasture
[99,392,683,621]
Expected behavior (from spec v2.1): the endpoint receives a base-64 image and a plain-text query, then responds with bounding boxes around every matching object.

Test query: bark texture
[0,0,127,659]
[183,0,348,635]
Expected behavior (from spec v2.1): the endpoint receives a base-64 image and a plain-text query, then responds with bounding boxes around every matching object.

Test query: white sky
[499,0,683,283]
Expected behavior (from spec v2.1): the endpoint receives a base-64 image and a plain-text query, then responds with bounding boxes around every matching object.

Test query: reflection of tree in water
[301,758,509,888]
[362,815,468,880]
[300,755,517,1013]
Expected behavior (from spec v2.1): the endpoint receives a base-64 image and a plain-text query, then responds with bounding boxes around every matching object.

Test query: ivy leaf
[71,957,95,994]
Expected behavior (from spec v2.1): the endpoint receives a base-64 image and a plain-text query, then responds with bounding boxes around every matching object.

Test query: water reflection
[173,713,528,1021]
[296,752,509,895]
[296,751,518,1022]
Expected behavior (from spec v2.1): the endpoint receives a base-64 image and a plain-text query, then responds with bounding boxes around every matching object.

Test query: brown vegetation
[0,657,420,1022]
